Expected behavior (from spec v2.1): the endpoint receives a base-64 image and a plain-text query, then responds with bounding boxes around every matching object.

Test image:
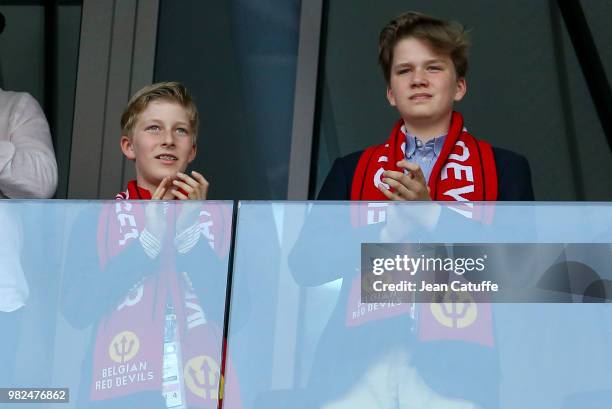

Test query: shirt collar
[400,124,446,158]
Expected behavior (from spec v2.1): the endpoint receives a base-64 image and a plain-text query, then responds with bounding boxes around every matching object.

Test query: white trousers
[322,346,480,409]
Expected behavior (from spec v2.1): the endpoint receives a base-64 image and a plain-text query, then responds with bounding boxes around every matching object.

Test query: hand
[377,161,439,241]
[170,171,209,200]
[379,202,441,242]
[378,160,431,201]
[144,176,173,241]
[171,171,209,239]
[151,176,173,200]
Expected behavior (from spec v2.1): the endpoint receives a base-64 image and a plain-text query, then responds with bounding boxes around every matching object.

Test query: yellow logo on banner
[431,291,477,329]
[109,331,140,363]
[184,355,220,399]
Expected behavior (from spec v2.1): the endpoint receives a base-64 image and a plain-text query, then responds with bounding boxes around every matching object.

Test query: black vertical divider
[557,0,612,153]
[308,0,331,200]
[44,0,58,147]
[218,200,239,409]
[549,0,585,200]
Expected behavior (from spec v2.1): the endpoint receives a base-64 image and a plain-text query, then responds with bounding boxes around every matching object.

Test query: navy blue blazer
[318,147,534,201]
[291,146,534,409]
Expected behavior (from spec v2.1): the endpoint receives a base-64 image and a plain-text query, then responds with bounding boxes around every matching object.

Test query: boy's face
[120,100,196,192]
[386,36,466,128]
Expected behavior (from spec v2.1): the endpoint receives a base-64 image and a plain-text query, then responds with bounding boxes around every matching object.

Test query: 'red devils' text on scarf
[89,181,238,408]
[350,111,497,222]
[346,112,497,347]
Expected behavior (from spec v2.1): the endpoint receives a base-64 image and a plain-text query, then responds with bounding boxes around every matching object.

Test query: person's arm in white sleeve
[0,92,58,198]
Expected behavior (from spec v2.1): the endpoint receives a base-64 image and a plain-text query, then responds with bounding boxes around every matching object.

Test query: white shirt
[0,207,26,312]
[0,88,57,198]
[0,88,56,310]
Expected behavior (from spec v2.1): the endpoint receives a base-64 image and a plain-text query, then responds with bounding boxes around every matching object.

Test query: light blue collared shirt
[403,127,446,183]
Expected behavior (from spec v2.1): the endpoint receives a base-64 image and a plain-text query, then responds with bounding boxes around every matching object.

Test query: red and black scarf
[89,181,240,407]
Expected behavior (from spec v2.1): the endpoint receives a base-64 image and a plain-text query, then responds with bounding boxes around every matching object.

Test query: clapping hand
[378,160,431,201]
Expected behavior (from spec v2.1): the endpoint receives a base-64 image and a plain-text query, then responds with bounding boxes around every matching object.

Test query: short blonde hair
[120,81,199,142]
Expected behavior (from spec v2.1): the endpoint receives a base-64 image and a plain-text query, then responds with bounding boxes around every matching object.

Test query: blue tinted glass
[6,201,612,408]
[225,202,612,409]
[1,200,232,409]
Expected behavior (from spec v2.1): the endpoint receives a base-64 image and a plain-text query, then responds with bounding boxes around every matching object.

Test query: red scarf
[350,111,497,223]
[346,113,496,347]
[90,181,239,407]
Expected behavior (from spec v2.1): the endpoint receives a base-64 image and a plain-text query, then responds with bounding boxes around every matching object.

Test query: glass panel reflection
[225,202,612,409]
[1,200,232,409]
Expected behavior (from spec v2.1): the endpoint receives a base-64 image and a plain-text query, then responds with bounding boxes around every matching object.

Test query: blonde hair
[120,81,199,142]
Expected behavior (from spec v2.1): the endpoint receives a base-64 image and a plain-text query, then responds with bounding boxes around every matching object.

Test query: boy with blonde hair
[119,81,208,201]
[63,82,233,409]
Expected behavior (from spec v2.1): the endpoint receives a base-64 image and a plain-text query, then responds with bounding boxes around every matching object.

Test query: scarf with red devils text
[89,180,238,408]
[346,113,497,347]
[351,111,497,220]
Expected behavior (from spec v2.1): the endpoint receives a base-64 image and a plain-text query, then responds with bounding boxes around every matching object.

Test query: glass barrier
[225,202,612,409]
[1,200,233,409]
[4,200,612,409]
